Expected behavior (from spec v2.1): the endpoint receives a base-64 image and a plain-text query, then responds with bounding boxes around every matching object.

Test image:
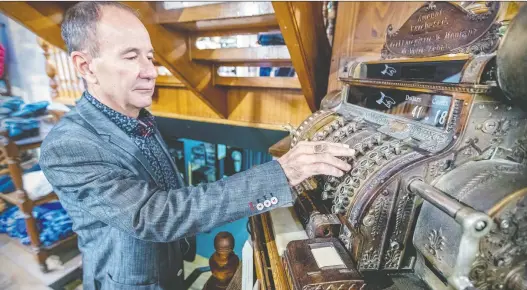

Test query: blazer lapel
[75,97,159,185]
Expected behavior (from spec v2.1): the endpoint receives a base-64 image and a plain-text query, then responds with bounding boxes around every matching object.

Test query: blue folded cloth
[0,107,12,117]
[257,33,285,46]
[10,101,49,118]
[259,67,272,77]
[0,201,74,247]
[0,163,41,193]
[0,97,24,112]
[2,118,40,140]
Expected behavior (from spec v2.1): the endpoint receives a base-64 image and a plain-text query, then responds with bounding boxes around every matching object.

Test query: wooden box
[282,237,365,290]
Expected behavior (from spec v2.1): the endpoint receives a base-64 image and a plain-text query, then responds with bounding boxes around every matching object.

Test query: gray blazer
[39,97,294,290]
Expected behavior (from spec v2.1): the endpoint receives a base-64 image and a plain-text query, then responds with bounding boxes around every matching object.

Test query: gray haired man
[40,2,355,290]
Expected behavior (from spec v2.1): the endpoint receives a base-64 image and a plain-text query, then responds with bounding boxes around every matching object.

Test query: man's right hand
[277,141,355,186]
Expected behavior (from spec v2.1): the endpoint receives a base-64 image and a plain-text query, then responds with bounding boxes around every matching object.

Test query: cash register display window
[364,60,465,83]
[348,87,452,129]
[309,243,346,269]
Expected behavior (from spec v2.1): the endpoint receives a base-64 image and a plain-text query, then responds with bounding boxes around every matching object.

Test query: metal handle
[408,179,490,231]
[408,179,464,219]
[408,179,492,290]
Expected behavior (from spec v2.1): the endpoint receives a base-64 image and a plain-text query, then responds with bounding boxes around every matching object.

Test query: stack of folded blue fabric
[0,201,74,247]
[0,97,50,140]
[0,163,41,193]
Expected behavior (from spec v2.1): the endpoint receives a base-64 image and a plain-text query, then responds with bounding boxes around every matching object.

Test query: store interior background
[0,6,288,286]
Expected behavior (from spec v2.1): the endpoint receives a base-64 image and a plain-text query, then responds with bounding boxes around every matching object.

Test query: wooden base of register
[249,207,429,290]
[249,207,366,290]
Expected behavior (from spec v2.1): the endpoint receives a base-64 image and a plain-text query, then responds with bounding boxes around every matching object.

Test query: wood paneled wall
[151,87,311,130]
[327,2,424,92]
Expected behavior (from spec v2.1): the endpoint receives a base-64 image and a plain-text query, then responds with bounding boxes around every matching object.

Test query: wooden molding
[273,2,332,113]
[150,110,287,132]
[155,75,186,88]
[249,216,273,290]
[259,212,289,290]
[215,76,301,90]
[192,46,291,64]
[124,1,228,118]
[0,2,67,51]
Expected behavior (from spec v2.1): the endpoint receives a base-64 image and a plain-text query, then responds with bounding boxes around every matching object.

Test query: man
[40,2,355,290]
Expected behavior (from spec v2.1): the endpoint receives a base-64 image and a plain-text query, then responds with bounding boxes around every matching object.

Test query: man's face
[90,6,157,113]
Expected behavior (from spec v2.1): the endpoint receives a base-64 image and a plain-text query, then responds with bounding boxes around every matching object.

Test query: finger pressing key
[308,154,352,171]
[321,145,356,157]
[310,163,344,177]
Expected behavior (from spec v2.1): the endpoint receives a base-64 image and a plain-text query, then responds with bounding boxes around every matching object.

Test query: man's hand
[277,141,355,186]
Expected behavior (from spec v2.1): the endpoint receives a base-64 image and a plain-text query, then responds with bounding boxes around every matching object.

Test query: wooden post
[37,37,58,99]
[204,231,239,290]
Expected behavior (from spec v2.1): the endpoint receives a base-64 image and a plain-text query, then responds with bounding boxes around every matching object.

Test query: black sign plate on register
[365,60,465,83]
[348,86,452,129]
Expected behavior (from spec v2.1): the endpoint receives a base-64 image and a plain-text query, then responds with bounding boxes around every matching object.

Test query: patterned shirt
[83,91,179,191]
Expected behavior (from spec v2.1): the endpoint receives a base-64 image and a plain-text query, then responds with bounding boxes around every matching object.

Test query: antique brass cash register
[251,2,527,290]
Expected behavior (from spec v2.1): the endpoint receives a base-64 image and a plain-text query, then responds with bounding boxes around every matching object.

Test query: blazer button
[263,200,271,208]
[270,197,278,205]
[256,203,264,211]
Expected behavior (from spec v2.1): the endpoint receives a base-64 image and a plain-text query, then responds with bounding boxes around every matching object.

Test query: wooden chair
[0,130,77,272]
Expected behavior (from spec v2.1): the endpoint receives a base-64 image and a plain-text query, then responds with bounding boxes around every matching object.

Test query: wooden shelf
[43,233,77,252]
[0,191,58,207]
[163,15,279,33]
[9,233,78,256]
[192,46,291,64]
[155,2,278,33]
[214,76,301,90]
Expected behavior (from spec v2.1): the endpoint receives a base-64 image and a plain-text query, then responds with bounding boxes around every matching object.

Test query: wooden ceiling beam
[0,2,67,51]
[124,2,228,117]
[273,2,332,112]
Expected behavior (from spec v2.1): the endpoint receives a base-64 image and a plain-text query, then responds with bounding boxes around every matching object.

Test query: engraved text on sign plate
[385,2,500,58]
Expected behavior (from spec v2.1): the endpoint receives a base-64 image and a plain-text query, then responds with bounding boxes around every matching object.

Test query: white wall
[0,13,51,103]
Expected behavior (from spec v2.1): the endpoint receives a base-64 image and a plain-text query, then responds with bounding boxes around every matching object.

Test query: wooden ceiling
[0,1,331,130]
